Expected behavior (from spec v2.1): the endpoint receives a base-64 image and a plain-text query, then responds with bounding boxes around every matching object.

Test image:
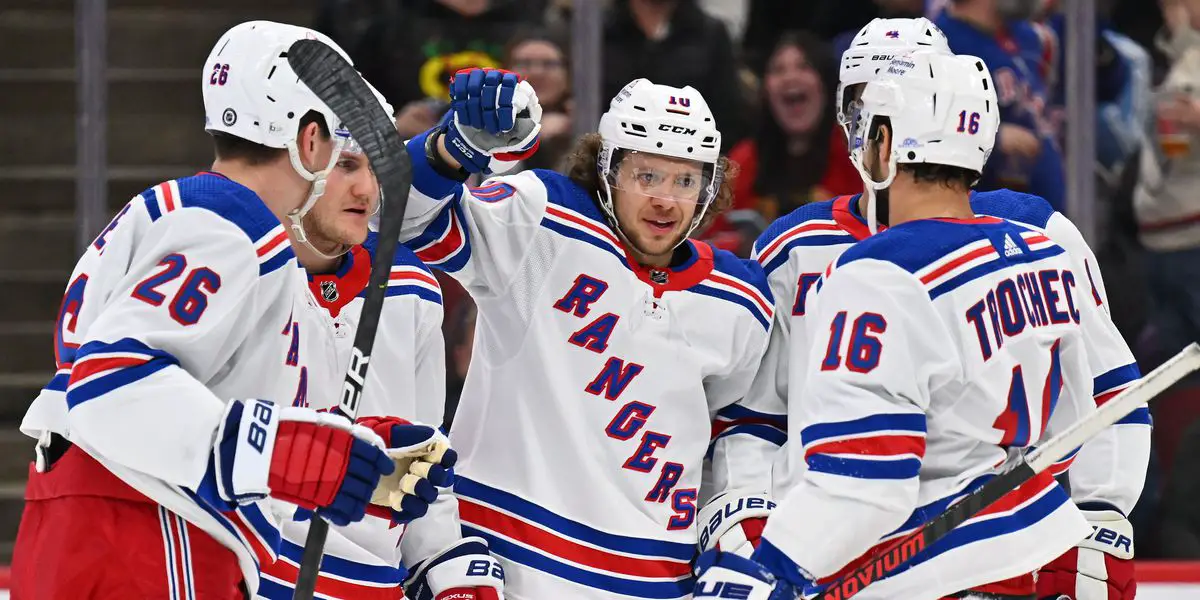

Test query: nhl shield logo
[649,269,669,285]
[320,280,339,303]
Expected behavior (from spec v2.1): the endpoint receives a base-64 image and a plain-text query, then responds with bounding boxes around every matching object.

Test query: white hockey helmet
[847,50,998,232]
[596,79,724,246]
[836,18,951,138]
[202,20,391,256]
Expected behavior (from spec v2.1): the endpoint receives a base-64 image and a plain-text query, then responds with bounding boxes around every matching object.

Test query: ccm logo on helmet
[658,124,697,136]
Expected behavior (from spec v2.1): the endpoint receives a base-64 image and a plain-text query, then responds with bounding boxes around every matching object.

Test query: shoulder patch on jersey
[970,189,1056,229]
[140,173,294,276]
[754,198,856,275]
[362,232,442,304]
[690,251,774,331]
[836,217,1066,299]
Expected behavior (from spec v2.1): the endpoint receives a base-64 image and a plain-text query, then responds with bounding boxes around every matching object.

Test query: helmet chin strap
[850,144,899,235]
[284,135,352,260]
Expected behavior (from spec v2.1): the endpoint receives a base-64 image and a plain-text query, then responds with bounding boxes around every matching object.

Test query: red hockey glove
[697,490,776,557]
[404,537,505,600]
[1036,508,1136,600]
[213,399,394,527]
[356,416,458,525]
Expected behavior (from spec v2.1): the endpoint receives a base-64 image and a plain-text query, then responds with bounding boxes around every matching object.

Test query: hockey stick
[285,38,413,600]
[815,342,1200,600]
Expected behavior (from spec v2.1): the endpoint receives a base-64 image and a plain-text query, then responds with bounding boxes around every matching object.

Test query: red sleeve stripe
[805,435,926,460]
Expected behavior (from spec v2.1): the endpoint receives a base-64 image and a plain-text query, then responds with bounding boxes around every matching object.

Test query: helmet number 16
[956,110,981,135]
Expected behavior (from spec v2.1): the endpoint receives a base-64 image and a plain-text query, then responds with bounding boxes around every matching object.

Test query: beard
[995,0,1042,21]
[301,210,362,256]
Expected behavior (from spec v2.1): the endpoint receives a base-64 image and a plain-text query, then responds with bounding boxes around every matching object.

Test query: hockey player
[755,17,1148,600]
[390,70,785,599]
[12,21,450,598]
[696,50,1099,599]
[259,110,504,599]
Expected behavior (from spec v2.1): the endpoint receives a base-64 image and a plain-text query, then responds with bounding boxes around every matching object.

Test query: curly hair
[562,133,738,233]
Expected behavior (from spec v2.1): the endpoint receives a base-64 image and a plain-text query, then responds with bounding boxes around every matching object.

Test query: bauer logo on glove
[440,67,543,175]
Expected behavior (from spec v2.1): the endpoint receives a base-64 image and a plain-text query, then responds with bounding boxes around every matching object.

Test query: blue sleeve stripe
[806,455,922,480]
[143,191,163,222]
[540,217,627,265]
[1115,406,1152,426]
[1093,363,1141,397]
[463,525,693,599]
[66,339,181,409]
[258,247,296,277]
[928,246,1066,300]
[277,537,407,583]
[382,286,443,304]
[715,404,786,425]
[688,284,770,331]
[801,413,927,446]
[712,423,787,447]
[760,235,856,275]
[406,200,457,251]
[454,476,695,560]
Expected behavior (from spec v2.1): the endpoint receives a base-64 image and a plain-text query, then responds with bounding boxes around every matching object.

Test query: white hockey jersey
[20,172,309,593]
[755,191,1150,517]
[395,131,784,600]
[758,215,1095,598]
[257,234,459,599]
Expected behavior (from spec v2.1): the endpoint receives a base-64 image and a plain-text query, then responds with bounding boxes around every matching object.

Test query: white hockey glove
[354,416,457,526]
[404,537,505,600]
[697,490,776,557]
[694,550,798,600]
[1036,508,1136,600]
[439,67,542,175]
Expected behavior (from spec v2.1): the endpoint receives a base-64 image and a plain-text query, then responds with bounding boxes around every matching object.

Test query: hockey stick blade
[286,38,414,600]
[815,342,1200,600]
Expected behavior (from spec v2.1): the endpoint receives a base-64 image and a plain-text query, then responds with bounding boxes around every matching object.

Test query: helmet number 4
[956,110,981,135]
[209,63,230,86]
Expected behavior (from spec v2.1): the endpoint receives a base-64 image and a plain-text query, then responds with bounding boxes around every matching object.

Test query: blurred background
[1,0,1199,586]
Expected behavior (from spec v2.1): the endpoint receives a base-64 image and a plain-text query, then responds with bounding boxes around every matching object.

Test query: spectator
[1159,414,1200,557]
[505,30,575,170]
[1132,0,1200,367]
[936,0,1067,211]
[728,32,861,223]
[743,0,882,69]
[604,0,749,150]
[320,0,543,137]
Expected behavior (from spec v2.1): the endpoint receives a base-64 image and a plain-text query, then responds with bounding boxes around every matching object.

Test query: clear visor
[606,149,721,205]
[837,82,867,140]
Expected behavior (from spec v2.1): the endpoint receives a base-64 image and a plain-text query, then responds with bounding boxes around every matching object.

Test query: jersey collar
[626,239,714,296]
[832,194,876,241]
[307,245,371,317]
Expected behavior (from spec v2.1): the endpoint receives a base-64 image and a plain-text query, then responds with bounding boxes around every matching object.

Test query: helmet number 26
[209,63,230,86]
[956,110,981,135]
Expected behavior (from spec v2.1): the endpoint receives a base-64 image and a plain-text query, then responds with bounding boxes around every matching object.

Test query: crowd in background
[312,0,1200,559]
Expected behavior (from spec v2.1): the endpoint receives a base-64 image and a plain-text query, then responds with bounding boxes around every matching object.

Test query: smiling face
[765,44,826,137]
[301,149,379,253]
[509,39,568,109]
[610,151,705,265]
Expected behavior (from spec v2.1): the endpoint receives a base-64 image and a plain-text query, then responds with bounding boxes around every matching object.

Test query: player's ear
[874,122,892,166]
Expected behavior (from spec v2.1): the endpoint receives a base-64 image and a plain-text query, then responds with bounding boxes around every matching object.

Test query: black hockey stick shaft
[286,38,413,600]
[815,342,1200,600]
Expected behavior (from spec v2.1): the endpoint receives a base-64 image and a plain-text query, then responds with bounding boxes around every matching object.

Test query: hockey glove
[404,537,505,600]
[697,490,776,558]
[212,399,394,527]
[1036,507,1136,600]
[694,550,798,600]
[355,416,458,526]
[441,67,542,175]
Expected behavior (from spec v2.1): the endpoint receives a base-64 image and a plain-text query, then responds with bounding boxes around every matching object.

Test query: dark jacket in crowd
[603,0,747,150]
